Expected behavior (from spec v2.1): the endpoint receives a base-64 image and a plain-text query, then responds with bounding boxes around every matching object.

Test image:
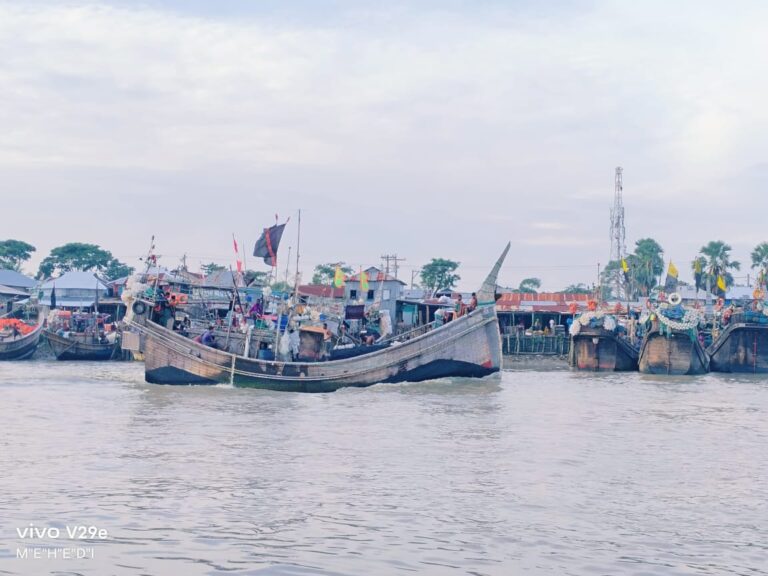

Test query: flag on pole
[333,266,345,288]
[253,223,287,267]
[232,234,243,274]
[621,258,629,283]
[50,284,57,310]
[663,260,679,292]
[716,274,727,297]
[360,269,369,292]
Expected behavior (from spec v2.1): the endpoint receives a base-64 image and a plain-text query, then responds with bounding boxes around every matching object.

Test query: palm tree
[632,238,664,296]
[751,242,768,270]
[699,240,741,288]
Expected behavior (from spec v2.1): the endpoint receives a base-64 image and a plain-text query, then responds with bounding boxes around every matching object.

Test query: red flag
[233,234,243,273]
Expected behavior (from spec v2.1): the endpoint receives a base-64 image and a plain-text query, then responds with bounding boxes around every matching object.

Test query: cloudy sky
[2,0,767,290]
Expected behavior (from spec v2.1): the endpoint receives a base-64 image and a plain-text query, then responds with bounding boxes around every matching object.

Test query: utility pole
[609,167,627,300]
[380,254,406,278]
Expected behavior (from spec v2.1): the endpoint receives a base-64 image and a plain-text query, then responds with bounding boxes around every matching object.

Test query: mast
[293,209,301,303]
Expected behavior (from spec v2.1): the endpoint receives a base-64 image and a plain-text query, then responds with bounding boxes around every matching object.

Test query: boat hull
[134,305,503,392]
[44,330,119,361]
[639,329,709,375]
[0,322,44,361]
[569,327,639,372]
[708,323,768,373]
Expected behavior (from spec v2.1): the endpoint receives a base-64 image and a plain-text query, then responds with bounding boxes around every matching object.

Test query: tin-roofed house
[345,267,406,323]
[40,271,110,312]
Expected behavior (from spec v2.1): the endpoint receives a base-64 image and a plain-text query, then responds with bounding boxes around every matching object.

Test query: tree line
[0,240,134,280]
[603,238,768,299]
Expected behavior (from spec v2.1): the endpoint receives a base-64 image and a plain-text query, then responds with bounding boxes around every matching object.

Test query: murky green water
[1,361,766,575]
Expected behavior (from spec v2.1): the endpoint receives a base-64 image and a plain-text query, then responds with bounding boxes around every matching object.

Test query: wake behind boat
[127,243,510,392]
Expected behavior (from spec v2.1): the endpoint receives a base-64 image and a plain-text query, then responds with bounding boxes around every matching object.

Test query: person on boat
[467,292,478,313]
[455,294,467,318]
[201,325,217,348]
[11,324,21,339]
[288,328,300,361]
[323,323,333,357]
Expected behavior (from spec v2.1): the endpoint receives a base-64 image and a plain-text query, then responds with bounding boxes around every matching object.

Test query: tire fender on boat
[667,292,682,306]
[132,301,148,316]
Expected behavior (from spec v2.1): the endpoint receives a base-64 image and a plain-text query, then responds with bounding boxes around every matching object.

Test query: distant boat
[44,329,120,361]
[569,315,639,372]
[128,244,510,392]
[0,320,44,360]
[708,309,768,373]
[638,304,709,375]
[43,310,121,361]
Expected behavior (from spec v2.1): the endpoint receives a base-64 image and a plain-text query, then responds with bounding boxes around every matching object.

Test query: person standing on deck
[455,294,467,318]
[467,293,478,313]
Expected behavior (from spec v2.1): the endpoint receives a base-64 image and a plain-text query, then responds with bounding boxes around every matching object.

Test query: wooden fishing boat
[43,329,120,361]
[569,324,639,371]
[0,320,44,360]
[708,310,768,373]
[637,304,709,375]
[128,244,510,392]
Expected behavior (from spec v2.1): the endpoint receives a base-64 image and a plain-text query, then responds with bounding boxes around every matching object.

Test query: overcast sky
[2,1,767,290]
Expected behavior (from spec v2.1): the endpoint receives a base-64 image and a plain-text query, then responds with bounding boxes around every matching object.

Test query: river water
[0,360,766,575]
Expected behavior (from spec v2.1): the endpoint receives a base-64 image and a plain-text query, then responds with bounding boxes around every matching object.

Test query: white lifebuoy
[668,292,682,306]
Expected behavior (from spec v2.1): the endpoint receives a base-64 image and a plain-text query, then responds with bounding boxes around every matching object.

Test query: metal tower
[609,167,626,297]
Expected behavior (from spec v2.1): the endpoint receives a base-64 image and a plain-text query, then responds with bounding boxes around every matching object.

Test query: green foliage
[104,259,135,280]
[0,239,36,271]
[631,238,665,296]
[518,277,541,294]
[750,242,768,271]
[563,283,592,294]
[420,258,460,293]
[312,262,353,285]
[201,262,226,276]
[698,240,740,288]
[38,243,133,280]
[270,280,292,293]
[244,270,269,286]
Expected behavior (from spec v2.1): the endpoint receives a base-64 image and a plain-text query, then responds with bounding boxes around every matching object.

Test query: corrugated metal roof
[41,271,109,290]
[0,270,36,289]
[0,284,29,296]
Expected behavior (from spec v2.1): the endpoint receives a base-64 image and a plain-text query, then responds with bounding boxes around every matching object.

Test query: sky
[1,0,767,290]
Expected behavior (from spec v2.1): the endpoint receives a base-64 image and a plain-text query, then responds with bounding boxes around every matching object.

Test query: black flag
[50,284,57,310]
[253,223,286,267]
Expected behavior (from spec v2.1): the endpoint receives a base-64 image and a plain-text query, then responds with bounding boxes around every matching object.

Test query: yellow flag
[717,275,726,292]
[333,266,345,288]
[621,258,629,273]
[667,261,679,279]
[360,269,369,292]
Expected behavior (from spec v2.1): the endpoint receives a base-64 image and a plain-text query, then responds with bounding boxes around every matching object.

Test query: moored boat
[568,311,639,372]
[708,308,768,373]
[638,304,709,375]
[43,310,120,361]
[0,319,44,360]
[44,329,120,361]
[127,244,510,392]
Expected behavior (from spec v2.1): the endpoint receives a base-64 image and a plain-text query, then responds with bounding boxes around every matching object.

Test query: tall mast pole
[293,209,301,302]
